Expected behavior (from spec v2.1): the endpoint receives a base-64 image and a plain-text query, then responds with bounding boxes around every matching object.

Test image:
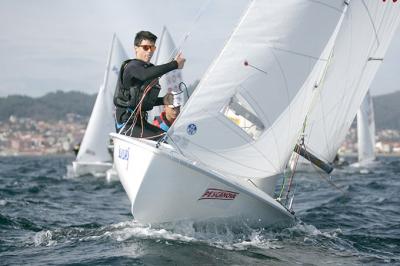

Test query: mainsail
[357,90,376,163]
[169,1,346,179]
[76,34,128,163]
[303,0,400,163]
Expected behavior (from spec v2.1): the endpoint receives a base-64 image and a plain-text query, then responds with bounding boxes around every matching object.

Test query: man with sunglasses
[113,31,185,140]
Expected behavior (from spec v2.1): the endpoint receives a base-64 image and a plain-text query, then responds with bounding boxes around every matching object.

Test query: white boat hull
[111,133,295,228]
[71,161,112,177]
[350,158,378,169]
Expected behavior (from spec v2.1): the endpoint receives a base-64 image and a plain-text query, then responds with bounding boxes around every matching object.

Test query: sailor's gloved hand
[163,93,174,105]
[174,52,186,69]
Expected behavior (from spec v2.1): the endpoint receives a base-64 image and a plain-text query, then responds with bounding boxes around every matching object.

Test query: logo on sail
[118,147,129,161]
[187,123,197,135]
[112,65,119,75]
[199,188,239,200]
[85,149,96,156]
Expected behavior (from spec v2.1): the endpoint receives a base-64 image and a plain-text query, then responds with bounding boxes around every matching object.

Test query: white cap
[168,90,184,107]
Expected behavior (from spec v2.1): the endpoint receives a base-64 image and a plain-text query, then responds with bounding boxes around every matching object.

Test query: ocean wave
[0,213,42,231]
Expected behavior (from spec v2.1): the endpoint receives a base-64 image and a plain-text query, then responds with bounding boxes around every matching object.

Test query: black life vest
[113,59,161,113]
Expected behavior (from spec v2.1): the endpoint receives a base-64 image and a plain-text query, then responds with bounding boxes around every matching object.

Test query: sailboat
[71,34,128,177]
[111,1,400,228]
[352,90,377,167]
[148,26,184,123]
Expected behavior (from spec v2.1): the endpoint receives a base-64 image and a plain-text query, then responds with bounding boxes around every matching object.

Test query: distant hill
[373,90,400,130]
[0,91,96,121]
[1,89,400,130]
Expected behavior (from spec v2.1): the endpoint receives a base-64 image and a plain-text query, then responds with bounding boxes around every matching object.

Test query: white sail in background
[149,26,183,122]
[357,90,376,163]
[76,34,128,166]
[169,1,345,179]
[303,1,400,164]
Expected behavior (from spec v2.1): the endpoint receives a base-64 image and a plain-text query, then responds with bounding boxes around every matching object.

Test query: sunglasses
[138,45,156,52]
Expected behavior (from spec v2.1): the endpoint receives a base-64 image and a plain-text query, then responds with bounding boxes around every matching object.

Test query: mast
[154,26,166,64]
[102,33,116,93]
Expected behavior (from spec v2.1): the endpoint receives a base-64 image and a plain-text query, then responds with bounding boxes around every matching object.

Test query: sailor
[153,92,183,132]
[113,30,185,140]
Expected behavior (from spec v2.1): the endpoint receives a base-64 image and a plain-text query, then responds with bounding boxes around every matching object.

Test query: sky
[0,0,399,97]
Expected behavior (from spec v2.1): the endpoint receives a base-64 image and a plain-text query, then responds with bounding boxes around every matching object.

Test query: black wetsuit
[114,59,178,140]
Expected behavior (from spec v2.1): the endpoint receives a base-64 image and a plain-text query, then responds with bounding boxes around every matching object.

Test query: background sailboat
[148,26,184,123]
[71,34,128,177]
[356,90,376,166]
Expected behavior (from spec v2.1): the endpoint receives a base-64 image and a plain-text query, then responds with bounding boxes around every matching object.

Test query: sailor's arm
[129,53,185,82]
[133,61,178,81]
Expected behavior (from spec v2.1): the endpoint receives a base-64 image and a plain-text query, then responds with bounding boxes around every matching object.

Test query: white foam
[90,220,197,244]
[0,199,7,206]
[64,165,77,179]
[224,232,283,250]
[48,219,344,253]
[33,230,56,247]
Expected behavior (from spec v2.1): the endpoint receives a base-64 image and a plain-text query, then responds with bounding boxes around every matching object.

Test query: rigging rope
[167,0,213,60]
[118,78,159,135]
[278,1,351,208]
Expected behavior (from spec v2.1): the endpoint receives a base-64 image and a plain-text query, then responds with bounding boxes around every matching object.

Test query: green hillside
[0,91,96,121]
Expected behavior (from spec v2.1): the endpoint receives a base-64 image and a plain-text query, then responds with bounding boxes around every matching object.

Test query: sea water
[0,155,399,265]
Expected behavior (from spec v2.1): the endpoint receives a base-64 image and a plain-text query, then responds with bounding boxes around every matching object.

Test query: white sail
[148,26,183,122]
[357,90,376,163]
[76,34,128,165]
[303,1,400,163]
[169,1,346,179]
